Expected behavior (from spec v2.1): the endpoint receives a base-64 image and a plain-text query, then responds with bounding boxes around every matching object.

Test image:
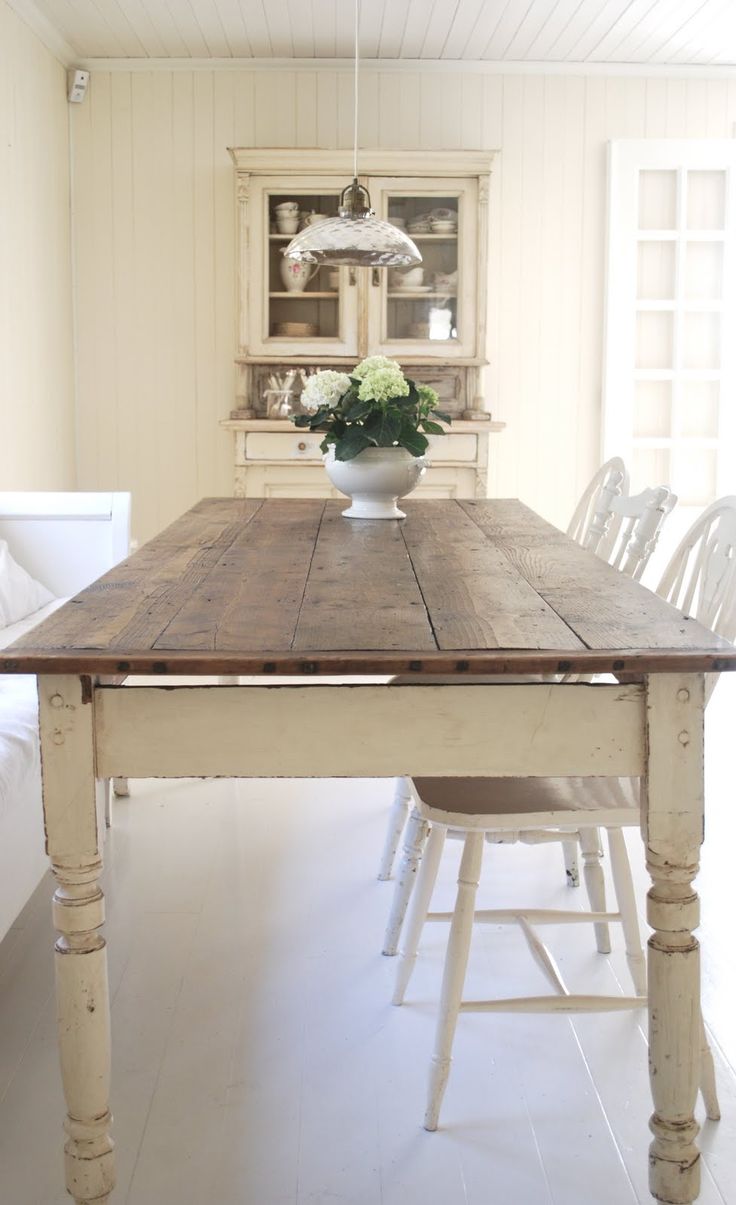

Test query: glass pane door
[604,143,736,556]
[250,177,359,358]
[367,177,478,359]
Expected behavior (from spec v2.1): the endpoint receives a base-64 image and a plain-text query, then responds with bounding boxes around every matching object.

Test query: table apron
[92,682,647,779]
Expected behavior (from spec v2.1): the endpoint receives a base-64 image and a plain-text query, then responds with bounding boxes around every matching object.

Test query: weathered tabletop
[1,497,734,677]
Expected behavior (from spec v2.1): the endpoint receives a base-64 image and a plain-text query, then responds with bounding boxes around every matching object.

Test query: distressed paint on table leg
[382,804,429,957]
[377,776,412,881]
[645,673,704,1205]
[39,675,115,1205]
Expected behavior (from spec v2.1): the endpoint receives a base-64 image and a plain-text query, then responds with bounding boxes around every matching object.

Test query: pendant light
[282,0,421,268]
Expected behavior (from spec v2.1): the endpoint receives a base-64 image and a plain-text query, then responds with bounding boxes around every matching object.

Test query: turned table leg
[645,674,704,1205]
[39,676,115,1204]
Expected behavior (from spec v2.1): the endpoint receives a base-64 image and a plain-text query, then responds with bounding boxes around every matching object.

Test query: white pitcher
[280,259,319,293]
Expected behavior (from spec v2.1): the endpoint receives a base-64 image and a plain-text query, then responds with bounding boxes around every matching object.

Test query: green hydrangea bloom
[417,383,439,409]
[352,355,399,380]
[357,368,410,404]
[353,356,409,403]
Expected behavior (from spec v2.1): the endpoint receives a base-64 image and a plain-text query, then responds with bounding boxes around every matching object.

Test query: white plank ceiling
[20,0,736,65]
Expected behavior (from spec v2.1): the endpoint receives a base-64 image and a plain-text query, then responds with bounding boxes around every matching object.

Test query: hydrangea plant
[294,356,451,461]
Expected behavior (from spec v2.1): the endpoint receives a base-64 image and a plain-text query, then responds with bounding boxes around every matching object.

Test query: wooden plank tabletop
[1,498,734,677]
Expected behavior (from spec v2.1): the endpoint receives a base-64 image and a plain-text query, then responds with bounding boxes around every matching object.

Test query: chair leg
[393,824,447,1005]
[424,831,484,1132]
[378,777,412,881]
[382,805,429,956]
[580,827,611,954]
[562,838,580,887]
[699,1015,721,1121]
[102,779,112,829]
[606,828,646,996]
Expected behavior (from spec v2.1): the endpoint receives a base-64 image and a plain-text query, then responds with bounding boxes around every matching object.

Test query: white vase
[323,445,428,519]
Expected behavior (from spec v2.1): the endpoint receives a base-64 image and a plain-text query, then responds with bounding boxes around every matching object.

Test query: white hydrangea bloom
[300,370,351,414]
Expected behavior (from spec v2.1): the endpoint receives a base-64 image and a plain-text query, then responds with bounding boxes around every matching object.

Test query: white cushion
[0,540,55,626]
[0,674,40,823]
[0,598,68,650]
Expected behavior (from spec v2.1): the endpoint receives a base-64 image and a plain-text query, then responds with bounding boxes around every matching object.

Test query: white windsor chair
[377,459,630,888]
[391,496,736,1132]
[381,475,677,960]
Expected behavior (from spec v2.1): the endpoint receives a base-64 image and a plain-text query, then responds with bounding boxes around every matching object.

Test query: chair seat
[412,775,640,819]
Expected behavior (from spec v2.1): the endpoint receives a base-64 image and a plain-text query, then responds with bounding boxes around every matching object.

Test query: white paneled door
[603,140,736,518]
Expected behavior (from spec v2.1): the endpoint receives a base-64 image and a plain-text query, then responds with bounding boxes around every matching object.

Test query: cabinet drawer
[244,431,478,464]
[246,432,324,461]
[427,434,477,462]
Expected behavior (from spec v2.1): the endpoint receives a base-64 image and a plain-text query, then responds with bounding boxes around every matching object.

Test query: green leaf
[343,397,374,423]
[334,428,376,461]
[420,420,445,435]
[293,414,312,427]
[363,410,401,446]
[433,409,452,424]
[398,426,429,457]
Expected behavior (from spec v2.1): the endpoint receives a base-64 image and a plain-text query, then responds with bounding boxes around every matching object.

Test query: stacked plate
[429,207,458,234]
[273,321,319,337]
[408,212,432,235]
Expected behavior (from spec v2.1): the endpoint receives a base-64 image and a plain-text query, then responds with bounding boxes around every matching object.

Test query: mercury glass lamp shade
[283,179,422,268]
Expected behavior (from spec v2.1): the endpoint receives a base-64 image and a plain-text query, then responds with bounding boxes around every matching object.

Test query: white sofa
[0,492,131,941]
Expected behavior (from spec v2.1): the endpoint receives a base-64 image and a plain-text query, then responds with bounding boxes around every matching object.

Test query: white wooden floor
[1,678,735,1205]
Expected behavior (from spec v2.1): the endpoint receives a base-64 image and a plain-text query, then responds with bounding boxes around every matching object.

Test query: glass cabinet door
[249,176,359,358]
[365,177,478,360]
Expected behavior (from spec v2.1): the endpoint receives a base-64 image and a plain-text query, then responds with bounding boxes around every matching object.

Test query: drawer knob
[298,441,307,451]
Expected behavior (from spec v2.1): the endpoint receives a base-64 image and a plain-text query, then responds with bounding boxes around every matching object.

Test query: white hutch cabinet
[222,149,503,499]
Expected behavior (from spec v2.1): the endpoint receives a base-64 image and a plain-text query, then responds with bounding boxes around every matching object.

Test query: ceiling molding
[74,56,736,78]
[5,0,76,67]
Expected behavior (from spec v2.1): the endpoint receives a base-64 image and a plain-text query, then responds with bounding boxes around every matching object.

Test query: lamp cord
[353,0,360,182]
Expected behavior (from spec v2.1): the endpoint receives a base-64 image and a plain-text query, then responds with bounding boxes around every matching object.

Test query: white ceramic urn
[323,446,428,519]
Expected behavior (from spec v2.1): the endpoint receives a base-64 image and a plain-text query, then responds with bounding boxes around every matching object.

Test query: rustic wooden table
[1,497,734,1205]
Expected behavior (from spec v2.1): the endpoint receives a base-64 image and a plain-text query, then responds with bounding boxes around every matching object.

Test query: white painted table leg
[645,674,704,1205]
[393,823,447,1005]
[39,676,115,1205]
[382,804,429,956]
[377,776,412,881]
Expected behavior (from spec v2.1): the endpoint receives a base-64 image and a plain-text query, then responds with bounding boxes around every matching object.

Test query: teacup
[397,267,424,288]
[276,216,299,235]
[275,201,299,214]
[305,213,329,226]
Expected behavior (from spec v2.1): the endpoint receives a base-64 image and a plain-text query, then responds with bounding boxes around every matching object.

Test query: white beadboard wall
[0,0,75,491]
[70,68,736,543]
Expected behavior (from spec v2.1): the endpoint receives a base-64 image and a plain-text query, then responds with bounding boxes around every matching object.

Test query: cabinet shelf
[269,291,338,299]
[387,292,457,299]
